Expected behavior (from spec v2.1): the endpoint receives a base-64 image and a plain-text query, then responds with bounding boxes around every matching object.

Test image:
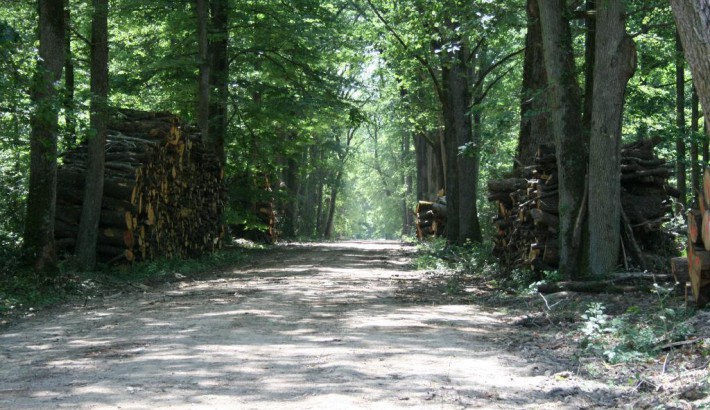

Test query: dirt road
[0,241,624,409]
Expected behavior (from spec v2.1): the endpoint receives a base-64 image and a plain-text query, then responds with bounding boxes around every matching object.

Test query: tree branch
[362,0,443,103]
[471,47,524,92]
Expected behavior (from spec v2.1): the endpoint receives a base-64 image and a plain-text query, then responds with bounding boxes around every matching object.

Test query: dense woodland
[0,0,709,284]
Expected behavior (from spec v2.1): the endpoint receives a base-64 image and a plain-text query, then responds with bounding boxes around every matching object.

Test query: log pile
[680,168,710,306]
[415,197,446,239]
[55,109,225,263]
[488,137,677,273]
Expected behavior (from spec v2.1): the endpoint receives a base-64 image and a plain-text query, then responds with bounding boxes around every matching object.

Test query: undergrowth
[415,238,498,295]
[578,283,695,364]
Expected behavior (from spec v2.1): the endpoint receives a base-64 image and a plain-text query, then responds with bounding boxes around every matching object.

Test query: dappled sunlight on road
[0,241,623,409]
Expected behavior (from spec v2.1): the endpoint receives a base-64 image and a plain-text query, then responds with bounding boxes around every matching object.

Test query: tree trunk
[63,0,76,147]
[516,0,552,168]
[402,132,413,236]
[587,0,636,276]
[301,145,318,237]
[456,50,481,243]
[315,148,325,237]
[324,171,342,239]
[581,0,596,135]
[24,0,66,273]
[76,0,109,271]
[676,30,687,208]
[209,0,228,163]
[196,0,210,144]
[670,1,710,139]
[282,155,299,238]
[538,0,587,278]
[691,85,700,195]
[462,104,483,243]
[440,50,466,243]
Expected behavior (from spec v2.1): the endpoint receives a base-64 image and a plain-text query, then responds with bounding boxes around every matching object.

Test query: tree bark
[402,132,413,236]
[670,0,710,140]
[209,0,228,163]
[464,104,483,243]
[24,0,65,273]
[441,48,467,243]
[516,0,552,169]
[196,0,210,144]
[323,173,341,239]
[676,30,687,207]
[691,85,700,195]
[76,0,109,271]
[63,0,76,147]
[539,0,587,278]
[587,0,636,276]
[581,0,596,135]
[282,154,299,238]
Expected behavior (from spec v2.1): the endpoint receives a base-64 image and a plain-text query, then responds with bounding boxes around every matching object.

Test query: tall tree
[587,0,636,276]
[208,0,228,163]
[691,86,700,193]
[23,0,66,273]
[675,30,686,207]
[670,0,710,134]
[440,44,467,242]
[581,0,596,134]
[516,0,551,168]
[538,0,586,278]
[76,0,109,270]
[196,0,210,144]
[63,0,76,146]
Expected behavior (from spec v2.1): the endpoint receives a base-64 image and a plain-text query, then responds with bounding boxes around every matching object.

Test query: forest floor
[0,240,709,409]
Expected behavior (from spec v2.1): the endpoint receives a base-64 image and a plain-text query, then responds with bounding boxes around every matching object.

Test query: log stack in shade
[55,109,225,263]
[488,137,678,273]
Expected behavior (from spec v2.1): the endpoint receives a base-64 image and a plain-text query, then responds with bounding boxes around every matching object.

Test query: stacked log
[415,197,446,239]
[55,109,225,263]
[488,144,558,270]
[488,137,676,273]
[682,168,710,306]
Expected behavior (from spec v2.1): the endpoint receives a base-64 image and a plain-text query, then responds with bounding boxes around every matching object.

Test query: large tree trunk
[76,0,109,271]
[516,0,552,168]
[323,172,341,239]
[281,155,299,238]
[63,0,76,147]
[440,50,467,243]
[538,0,587,278]
[301,145,318,237]
[670,1,710,136]
[24,0,66,273]
[209,0,228,163]
[402,132,413,236]
[691,86,700,194]
[675,30,687,207]
[587,0,636,276]
[414,132,444,201]
[581,0,596,135]
[196,0,210,143]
